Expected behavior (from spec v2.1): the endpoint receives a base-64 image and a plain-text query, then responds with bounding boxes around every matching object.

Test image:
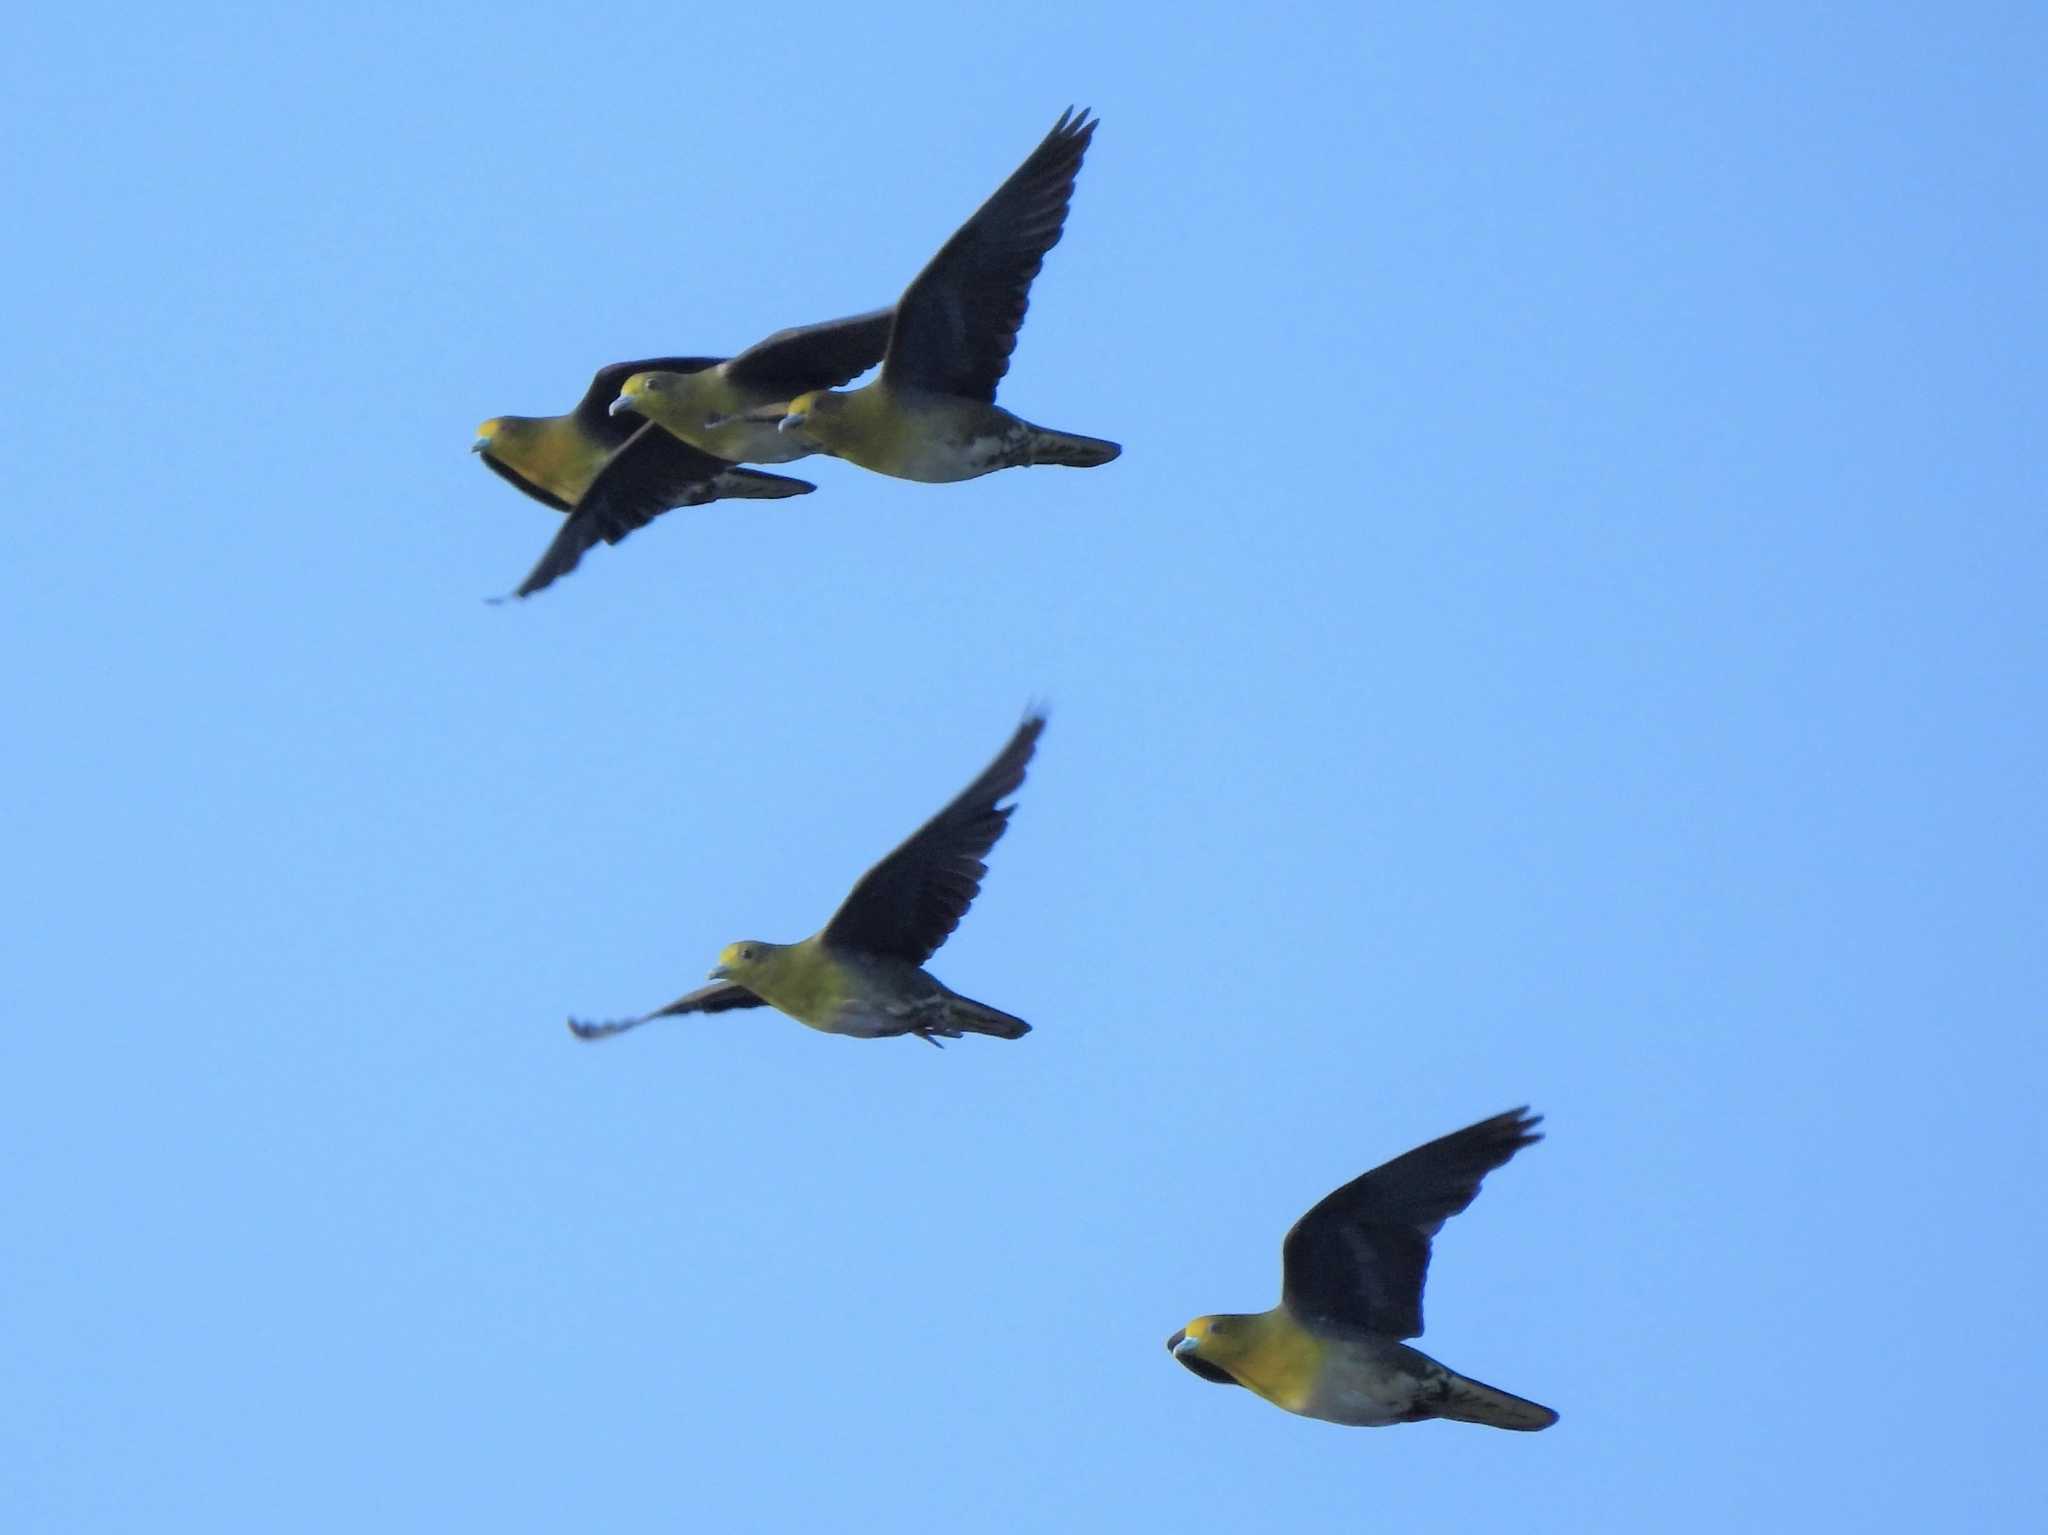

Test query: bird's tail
[711,468,817,500]
[1436,1371,1559,1432]
[1022,424,1121,469]
[944,995,1032,1040]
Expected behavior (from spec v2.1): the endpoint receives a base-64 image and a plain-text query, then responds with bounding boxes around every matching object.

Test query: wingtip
[1479,1106,1544,1151]
[1003,710,1049,774]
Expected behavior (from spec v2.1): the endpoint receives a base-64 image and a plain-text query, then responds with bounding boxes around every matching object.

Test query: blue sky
[5,3,2044,1529]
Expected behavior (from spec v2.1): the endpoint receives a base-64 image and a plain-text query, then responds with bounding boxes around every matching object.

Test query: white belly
[876,432,1009,483]
[1299,1381,1417,1427]
[823,1002,911,1038]
[1294,1351,1433,1427]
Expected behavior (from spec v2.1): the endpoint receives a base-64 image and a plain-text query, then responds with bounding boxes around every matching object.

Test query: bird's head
[473,415,530,456]
[710,940,787,985]
[774,390,841,437]
[611,371,678,419]
[1166,1316,1250,1386]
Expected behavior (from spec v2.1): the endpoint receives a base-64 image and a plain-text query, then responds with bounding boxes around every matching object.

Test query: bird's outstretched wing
[567,980,769,1041]
[819,712,1046,965]
[504,427,810,599]
[1280,1108,1544,1340]
[722,310,896,397]
[882,110,1096,402]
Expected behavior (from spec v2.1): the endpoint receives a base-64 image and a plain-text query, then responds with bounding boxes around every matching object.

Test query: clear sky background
[5,4,2044,1530]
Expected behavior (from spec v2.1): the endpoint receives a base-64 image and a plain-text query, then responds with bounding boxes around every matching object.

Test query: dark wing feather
[1280,1109,1543,1340]
[572,356,723,435]
[507,422,722,598]
[819,713,1046,964]
[567,981,768,1041]
[721,310,896,397]
[881,109,1097,402]
[507,426,809,599]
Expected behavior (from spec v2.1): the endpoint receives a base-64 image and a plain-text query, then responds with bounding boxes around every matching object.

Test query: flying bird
[568,712,1045,1047]
[715,109,1120,482]
[475,357,814,599]
[1167,1108,1558,1432]
[608,308,895,466]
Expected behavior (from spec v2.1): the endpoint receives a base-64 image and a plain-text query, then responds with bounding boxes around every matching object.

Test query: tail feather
[712,469,817,501]
[946,996,1031,1040]
[1436,1372,1558,1432]
[1023,426,1121,469]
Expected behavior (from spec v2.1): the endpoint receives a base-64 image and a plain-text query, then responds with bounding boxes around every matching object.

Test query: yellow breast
[1226,1312,1326,1414]
[490,418,606,505]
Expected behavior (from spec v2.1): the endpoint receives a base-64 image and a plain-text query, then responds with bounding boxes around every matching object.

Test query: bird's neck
[746,941,845,1021]
[807,386,895,455]
[1221,1310,1323,1411]
[508,419,603,504]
